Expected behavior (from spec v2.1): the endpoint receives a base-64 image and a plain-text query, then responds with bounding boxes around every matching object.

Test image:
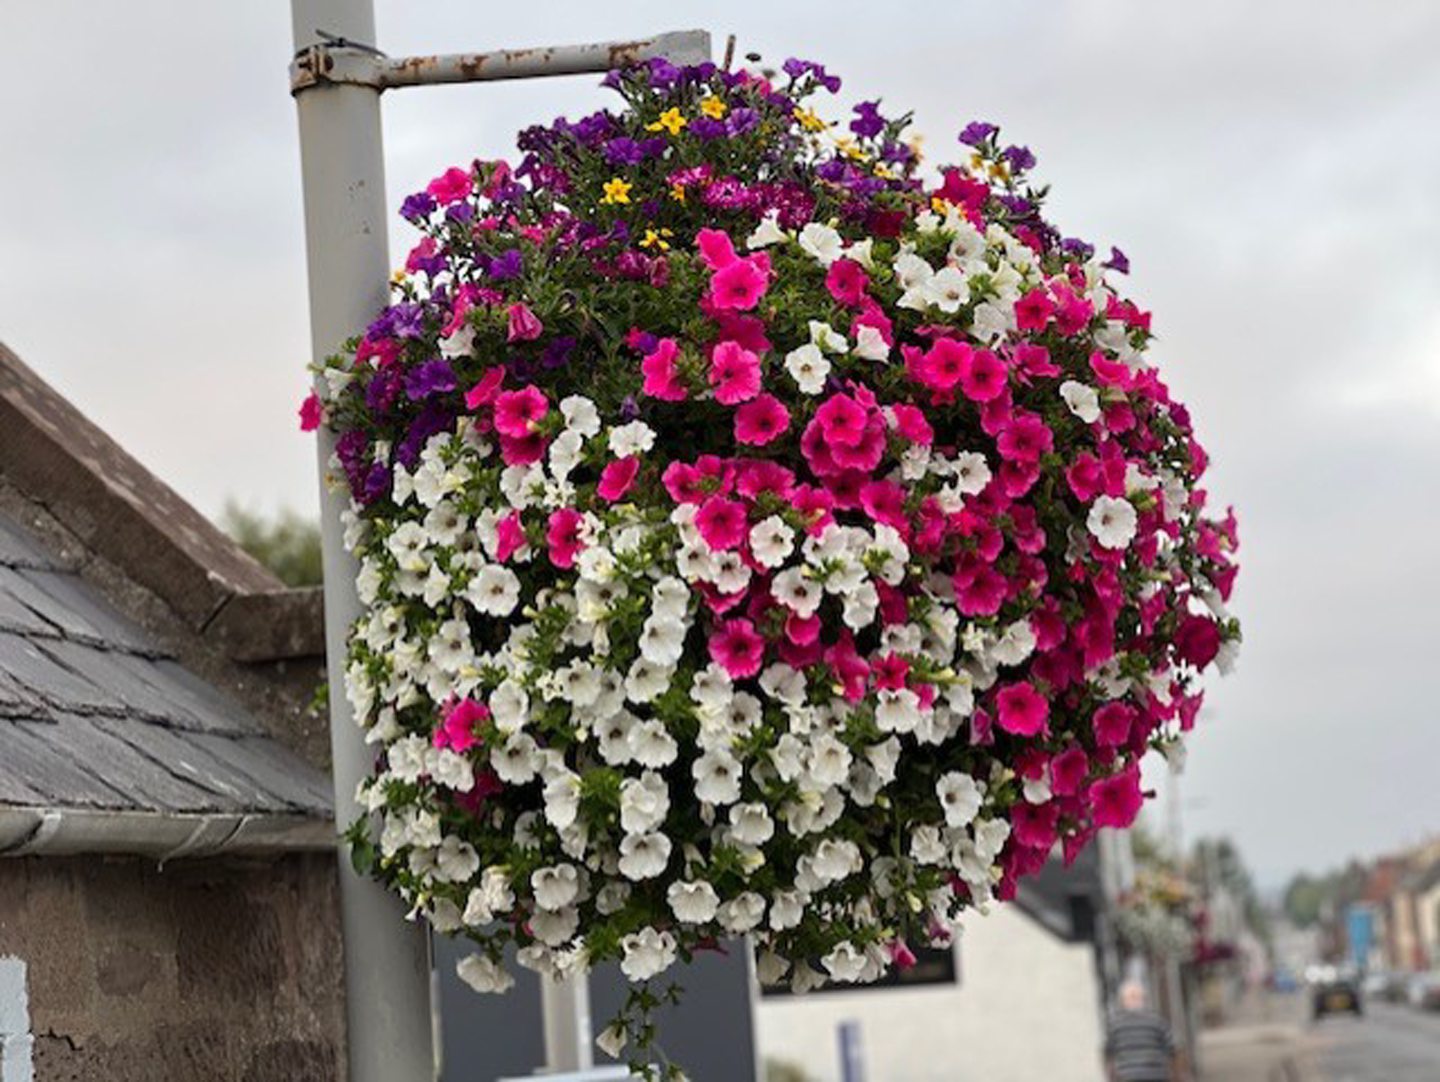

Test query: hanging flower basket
[305,53,1240,1077]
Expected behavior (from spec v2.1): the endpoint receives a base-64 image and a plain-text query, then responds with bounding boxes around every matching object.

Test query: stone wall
[0,854,345,1082]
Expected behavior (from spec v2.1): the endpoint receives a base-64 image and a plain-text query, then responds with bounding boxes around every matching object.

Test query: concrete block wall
[0,854,345,1082]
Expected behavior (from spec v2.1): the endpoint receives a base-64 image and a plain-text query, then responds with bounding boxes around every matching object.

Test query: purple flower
[541,336,576,370]
[619,395,640,421]
[726,108,759,137]
[397,402,453,467]
[689,117,727,141]
[364,368,401,415]
[400,192,436,221]
[1060,236,1096,261]
[360,462,392,506]
[604,137,646,166]
[646,58,680,90]
[1104,246,1130,274]
[782,58,841,93]
[404,358,457,401]
[1002,144,1036,172]
[445,202,474,224]
[959,121,998,147]
[850,101,885,139]
[389,302,427,340]
[487,249,524,281]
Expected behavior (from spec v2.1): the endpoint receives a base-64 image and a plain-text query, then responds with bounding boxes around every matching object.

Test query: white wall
[756,907,1105,1082]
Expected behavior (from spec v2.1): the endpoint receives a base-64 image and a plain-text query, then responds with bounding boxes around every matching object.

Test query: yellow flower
[834,135,869,163]
[601,177,633,205]
[646,107,687,136]
[640,228,674,251]
[669,183,687,203]
[699,95,728,119]
[988,159,1012,182]
[793,106,827,132]
[873,162,898,180]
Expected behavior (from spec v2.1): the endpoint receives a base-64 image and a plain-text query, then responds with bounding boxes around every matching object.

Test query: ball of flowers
[307,54,1240,1071]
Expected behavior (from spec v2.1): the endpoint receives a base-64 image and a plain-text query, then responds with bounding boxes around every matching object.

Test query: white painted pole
[290,2,436,1080]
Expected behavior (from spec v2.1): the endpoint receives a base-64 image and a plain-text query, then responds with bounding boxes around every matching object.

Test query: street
[1200,997,1440,1082]
[1312,1003,1440,1082]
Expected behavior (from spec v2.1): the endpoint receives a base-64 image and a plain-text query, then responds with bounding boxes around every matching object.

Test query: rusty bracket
[291,29,712,96]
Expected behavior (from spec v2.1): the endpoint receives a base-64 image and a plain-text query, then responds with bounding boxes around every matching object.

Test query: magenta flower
[506,302,544,342]
[597,456,641,502]
[426,165,473,205]
[435,699,489,753]
[959,348,1007,402]
[641,338,688,401]
[825,258,869,306]
[494,511,526,563]
[709,618,766,679]
[493,386,549,438]
[994,681,1049,737]
[298,392,322,432]
[695,495,748,550]
[708,340,762,404]
[1091,701,1137,747]
[734,394,790,446]
[546,508,585,569]
[1090,768,1144,829]
[709,256,769,311]
[695,227,738,270]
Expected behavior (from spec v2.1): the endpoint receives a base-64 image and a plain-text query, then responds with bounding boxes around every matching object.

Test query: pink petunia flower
[498,431,546,466]
[994,681,1050,737]
[426,166,473,205]
[434,698,489,753]
[464,368,505,410]
[1013,288,1054,332]
[708,340,762,404]
[298,392,322,432]
[597,456,641,502]
[710,257,769,311]
[494,511,527,563]
[506,302,544,342]
[546,508,585,568]
[1049,745,1090,797]
[493,386,548,438]
[695,495,748,550]
[996,412,1054,464]
[1090,767,1144,829]
[734,394,791,446]
[959,348,1008,402]
[825,258,869,306]
[914,338,970,393]
[1092,701,1137,747]
[709,618,766,679]
[641,338,688,401]
[814,393,870,448]
[888,403,933,445]
[696,227,739,270]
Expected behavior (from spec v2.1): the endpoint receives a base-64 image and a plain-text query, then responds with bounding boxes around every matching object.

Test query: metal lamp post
[287,5,710,1079]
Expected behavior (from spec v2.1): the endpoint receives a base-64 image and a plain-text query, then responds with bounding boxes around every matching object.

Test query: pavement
[1198,994,1440,1081]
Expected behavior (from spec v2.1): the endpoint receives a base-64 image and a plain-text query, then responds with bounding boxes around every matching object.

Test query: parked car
[1407,971,1440,1011]
[1312,973,1363,1020]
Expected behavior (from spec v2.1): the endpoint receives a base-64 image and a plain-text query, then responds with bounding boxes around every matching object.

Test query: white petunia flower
[923,265,970,313]
[728,802,775,846]
[531,864,580,911]
[457,953,515,994]
[853,323,890,361]
[875,688,922,734]
[530,906,580,946]
[771,567,822,617]
[936,771,985,828]
[822,942,868,983]
[543,772,581,830]
[620,927,677,981]
[693,749,742,804]
[910,824,947,864]
[749,516,796,569]
[435,835,480,883]
[639,617,687,666]
[489,680,530,734]
[952,451,992,496]
[768,890,806,931]
[667,879,720,924]
[618,832,672,880]
[431,748,475,792]
[808,320,849,354]
[491,732,539,784]
[609,420,656,458]
[1059,380,1102,424]
[747,211,789,249]
[620,770,670,834]
[1087,495,1139,550]
[466,564,521,617]
[624,657,672,703]
[559,395,600,437]
[627,718,679,768]
[991,620,1037,667]
[717,892,766,933]
[798,221,844,265]
[785,343,831,395]
[387,734,428,783]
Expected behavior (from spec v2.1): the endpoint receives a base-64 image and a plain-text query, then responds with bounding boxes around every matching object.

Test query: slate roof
[0,512,332,821]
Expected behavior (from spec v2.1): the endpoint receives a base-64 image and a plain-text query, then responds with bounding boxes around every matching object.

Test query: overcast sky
[2,1,1437,887]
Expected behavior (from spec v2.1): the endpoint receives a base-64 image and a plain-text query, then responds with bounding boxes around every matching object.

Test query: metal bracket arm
[291,29,711,95]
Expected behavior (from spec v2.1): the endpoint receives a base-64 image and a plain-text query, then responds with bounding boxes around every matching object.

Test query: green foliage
[220,502,323,587]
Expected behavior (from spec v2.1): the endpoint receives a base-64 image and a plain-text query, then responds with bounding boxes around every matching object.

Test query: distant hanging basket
[306,53,1240,1078]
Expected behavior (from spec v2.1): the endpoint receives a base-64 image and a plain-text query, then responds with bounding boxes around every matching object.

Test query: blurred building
[756,846,1118,1082]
